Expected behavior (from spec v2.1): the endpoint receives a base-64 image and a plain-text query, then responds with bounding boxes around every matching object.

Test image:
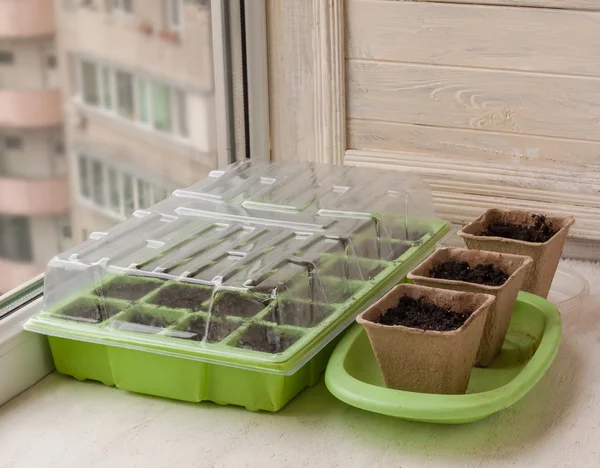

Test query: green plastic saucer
[325,292,562,424]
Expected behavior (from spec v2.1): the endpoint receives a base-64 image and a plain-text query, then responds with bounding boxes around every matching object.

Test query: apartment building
[56,0,218,244]
[0,0,70,294]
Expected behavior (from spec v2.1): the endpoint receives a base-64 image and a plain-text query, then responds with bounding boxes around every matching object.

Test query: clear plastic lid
[28,161,446,374]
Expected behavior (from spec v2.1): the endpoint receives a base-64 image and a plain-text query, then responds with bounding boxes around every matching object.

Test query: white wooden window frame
[265,0,600,260]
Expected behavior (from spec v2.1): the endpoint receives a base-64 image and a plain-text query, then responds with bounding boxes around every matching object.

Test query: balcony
[0,176,70,216]
[0,0,56,38]
[0,89,62,128]
[0,258,43,294]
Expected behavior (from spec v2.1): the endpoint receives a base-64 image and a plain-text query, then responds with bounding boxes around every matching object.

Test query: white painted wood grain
[266,0,316,162]
[345,149,600,241]
[412,0,600,10]
[347,1,600,76]
[348,119,600,169]
[347,59,600,141]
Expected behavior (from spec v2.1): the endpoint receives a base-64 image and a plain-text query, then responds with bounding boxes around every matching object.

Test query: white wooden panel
[345,149,600,241]
[347,1,600,76]
[348,119,600,169]
[412,0,600,10]
[347,59,600,141]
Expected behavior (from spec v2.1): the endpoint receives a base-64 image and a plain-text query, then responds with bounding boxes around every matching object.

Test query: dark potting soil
[236,324,300,354]
[61,301,122,323]
[430,260,509,287]
[377,296,472,332]
[264,300,333,328]
[148,283,213,311]
[94,279,162,301]
[125,310,174,329]
[212,293,268,318]
[483,214,557,243]
[182,316,240,343]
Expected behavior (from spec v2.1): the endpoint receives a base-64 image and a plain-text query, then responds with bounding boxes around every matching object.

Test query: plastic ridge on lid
[25,161,449,375]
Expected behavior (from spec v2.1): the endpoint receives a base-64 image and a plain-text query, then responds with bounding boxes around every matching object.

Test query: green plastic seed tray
[25,161,449,411]
[324,292,562,423]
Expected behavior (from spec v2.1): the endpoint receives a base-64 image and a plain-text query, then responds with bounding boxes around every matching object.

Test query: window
[80,60,99,105]
[76,58,190,139]
[5,137,22,150]
[78,154,91,198]
[100,66,113,110]
[55,141,65,154]
[91,160,105,206]
[115,71,134,119]
[0,51,14,64]
[113,0,133,14]
[174,89,189,137]
[77,153,172,218]
[165,0,183,31]
[108,168,120,212]
[0,216,32,263]
[47,55,57,69]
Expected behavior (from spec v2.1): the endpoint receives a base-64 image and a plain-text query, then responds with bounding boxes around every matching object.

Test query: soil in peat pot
[236,324,300,354]
[376,296,472,332]
[430,260,509,287]
[94,279,163,301]
[483,214,557,243]
[148,283,213,311]
[181,316,241,343]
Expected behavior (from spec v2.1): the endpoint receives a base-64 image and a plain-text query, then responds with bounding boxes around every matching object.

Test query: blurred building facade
[0,0,70,293]
[57,0,218,245]
[0,0,218,294]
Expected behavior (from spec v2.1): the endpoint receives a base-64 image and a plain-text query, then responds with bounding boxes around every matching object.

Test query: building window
[47,55,57,69]
[80,60,99,105]
[115,70,135,119]
[77,153,172,218]
[5,136,23,150]
[113,0,134,14]
[78,154,91,198]
[0,51,14,64]
[77,58,190,140]
[91,159,106,206]
[55,141,65,154]
[0,216,32,263]
[165,0,183,31]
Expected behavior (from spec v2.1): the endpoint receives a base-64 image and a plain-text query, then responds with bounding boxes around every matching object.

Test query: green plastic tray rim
[25,221,449,375]
[324,291,562,423]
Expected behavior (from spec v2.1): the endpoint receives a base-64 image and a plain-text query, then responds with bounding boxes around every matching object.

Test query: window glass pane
[91,160,105,206]
[151,82,172,132]
[170,0,181,28]
[108,168,120,212]
[101,67,112,109]
[175,89,188,137]
[123,174,135,215]
[116,71,134,119]
[80,60,99,105]
[0,216,32,262]
[78,154,90,198]
[137,78,149,124]
[137,179,151,209]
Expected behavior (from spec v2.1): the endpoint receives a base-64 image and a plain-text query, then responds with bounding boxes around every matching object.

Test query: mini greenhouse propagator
[25,161,449,410]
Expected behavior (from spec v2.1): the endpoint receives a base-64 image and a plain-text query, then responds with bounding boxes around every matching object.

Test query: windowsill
[73,98,195,151]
